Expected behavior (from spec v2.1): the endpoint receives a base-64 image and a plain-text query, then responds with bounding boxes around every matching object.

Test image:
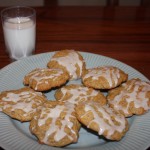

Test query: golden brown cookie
[47,50,86,80]
[107,78,150,117]
[55,84,106,106]
[75,100,129,141]
[23,68,69,91]
[0,87,47,122]
[30,101,81,147]
[82,66,128,89]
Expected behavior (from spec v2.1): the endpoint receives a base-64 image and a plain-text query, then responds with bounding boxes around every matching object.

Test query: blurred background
[0,0,150,7]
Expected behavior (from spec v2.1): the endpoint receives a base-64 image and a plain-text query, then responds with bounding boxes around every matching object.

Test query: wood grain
[0,6,150,79]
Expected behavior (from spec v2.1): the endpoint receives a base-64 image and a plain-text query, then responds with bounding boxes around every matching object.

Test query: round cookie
[107,78,150,117]
[47,50,86,80]
[0,87,47,122]
[23,68,69,91]
[75,100,129,141]
[55,84,106,106]
[30,101,81,147]
[82,66,128,89]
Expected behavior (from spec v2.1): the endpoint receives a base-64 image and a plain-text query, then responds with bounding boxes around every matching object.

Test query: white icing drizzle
[38,102,77,143]
[2,91,44,116]
[108,79,150,115]
[51,50,83,79]
[83,66,121,87]
[27,68,64,90]
[59,85,99,104]
[81,102,126,139]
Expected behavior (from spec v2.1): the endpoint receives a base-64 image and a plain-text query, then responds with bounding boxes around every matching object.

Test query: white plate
[0,52,150,150]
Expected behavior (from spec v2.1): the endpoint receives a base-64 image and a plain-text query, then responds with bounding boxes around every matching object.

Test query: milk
[3,17,36,60]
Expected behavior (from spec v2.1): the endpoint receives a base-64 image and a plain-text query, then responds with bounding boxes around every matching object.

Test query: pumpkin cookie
[75,100,129,141]
[82,66,128,89]
[23,68,69,91]
[107,78,150,117]
[30,101,81,147]
[47,50,86,80]
[55,84,106,106]
[0,87,47,122]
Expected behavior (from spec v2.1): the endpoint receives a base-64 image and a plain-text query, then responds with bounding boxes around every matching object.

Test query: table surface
[0,6,150,150]
[0,6,150,79]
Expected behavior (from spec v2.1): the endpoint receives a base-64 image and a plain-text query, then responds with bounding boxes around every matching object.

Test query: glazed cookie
[82,66,128,89]
[75,101,129,141]
[47,50,86,80]
[30,101,81,147]
[23,68,69,91]
[0,87,47,122]
[107,78,150,117]
[55,84,106,106]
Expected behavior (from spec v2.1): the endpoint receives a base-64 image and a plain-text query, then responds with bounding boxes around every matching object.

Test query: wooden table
[0,6,150,79]
[0,6,150,150]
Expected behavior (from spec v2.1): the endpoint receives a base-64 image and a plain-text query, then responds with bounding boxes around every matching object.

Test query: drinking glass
[1,6,36,61]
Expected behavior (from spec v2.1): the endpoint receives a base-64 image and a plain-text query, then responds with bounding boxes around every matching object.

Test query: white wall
[58,0,106,6]
[119,0,141,6]
[58,0,141,6]
[0,0,44,6]
[0,0,142,7]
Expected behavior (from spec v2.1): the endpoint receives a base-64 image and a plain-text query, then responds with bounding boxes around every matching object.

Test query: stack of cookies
[0,50,150,147]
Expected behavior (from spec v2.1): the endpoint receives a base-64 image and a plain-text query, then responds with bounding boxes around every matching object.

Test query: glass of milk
[1,6,36,61]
